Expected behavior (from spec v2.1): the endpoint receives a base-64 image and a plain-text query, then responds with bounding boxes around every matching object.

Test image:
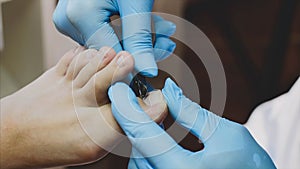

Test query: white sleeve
[245,77,300,169]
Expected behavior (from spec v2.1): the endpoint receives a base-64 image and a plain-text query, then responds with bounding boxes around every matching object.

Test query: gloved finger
[117,0,156,77]
[128,158,139,169]
[110,15,176,62]
[153,38,176,62]
[108,83,189,163]
[53,0,85,45]
[127,123,166,169]
[128,147,153,169]
[128,157,139,169]
[65,0,123,52]
[162,78,222,142]
[153,15,176,61]
[85,25,123,52]
[153,15,176,37]
[113,14,176,40]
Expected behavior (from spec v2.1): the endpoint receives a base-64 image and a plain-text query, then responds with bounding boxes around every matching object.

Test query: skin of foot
[0,46,167,169]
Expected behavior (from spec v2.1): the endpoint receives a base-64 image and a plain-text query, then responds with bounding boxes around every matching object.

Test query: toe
[74,47,116,88]
[138,90,168,123]
[55,46,84,76]
[65,49,97,80]
[83,51,134,105]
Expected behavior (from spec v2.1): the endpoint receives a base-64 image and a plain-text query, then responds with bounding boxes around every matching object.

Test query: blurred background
[0,0,299,168]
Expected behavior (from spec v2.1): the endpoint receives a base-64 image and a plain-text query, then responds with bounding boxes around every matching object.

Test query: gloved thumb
[162,78,222,142]
[108,83,185,159]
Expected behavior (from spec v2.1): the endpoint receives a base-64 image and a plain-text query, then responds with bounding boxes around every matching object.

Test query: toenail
[117,55,128,67]
[86,51,95,59]
[99,47,111,56]
[103,53,109,60]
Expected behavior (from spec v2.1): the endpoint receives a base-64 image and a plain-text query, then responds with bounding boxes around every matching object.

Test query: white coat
[245,77,300,169]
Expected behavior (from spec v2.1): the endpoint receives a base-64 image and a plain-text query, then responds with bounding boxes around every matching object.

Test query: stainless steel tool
[130,74,151,99]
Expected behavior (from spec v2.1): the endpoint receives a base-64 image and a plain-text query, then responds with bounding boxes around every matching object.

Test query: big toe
[83,51,134,105]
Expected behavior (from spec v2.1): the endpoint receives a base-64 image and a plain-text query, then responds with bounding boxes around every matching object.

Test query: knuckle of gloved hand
[66,1,91,23]
[222,118,251,138]
[156,39,174,50]
[236,123,249,134]
[52,10,65,30]
[232,123,252,141]
[52,11,59,24]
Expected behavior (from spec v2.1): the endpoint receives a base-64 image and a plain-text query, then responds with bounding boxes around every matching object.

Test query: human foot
[0,46,167,169]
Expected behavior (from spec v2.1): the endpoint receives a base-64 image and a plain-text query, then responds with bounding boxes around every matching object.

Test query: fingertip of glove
[109,81,125,89]
[139,68,158,77]
[168,22,176,35]
[133,51,158,77]
[108,82,136,102]
[164,78,180,91]
[161,21,176,36]
[162,78,182,102]
[153,15,176,36]
[108,82,120,99]
[152,15,164,22]
[169,40,176,52]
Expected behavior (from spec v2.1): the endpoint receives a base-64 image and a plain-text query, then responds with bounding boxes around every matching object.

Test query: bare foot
[0,47,167,169]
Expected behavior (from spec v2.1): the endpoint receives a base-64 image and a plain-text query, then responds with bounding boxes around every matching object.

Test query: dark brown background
[70,0,300,168]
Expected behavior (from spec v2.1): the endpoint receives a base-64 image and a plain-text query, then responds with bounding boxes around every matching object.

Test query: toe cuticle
[102,53,110,60]
[117,55,127,67]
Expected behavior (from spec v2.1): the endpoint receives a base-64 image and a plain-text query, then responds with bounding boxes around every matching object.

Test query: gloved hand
[108,78,276,169]
[53,0,171,77]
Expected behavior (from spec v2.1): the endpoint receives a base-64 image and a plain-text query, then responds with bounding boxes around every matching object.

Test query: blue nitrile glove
[108,78,276,169]
[53,0,167,77]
